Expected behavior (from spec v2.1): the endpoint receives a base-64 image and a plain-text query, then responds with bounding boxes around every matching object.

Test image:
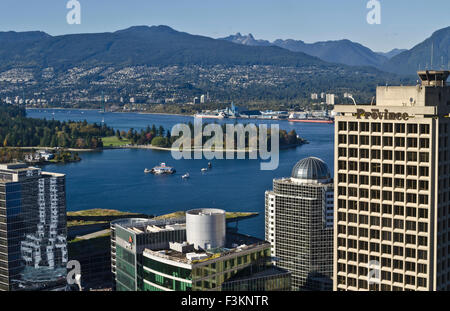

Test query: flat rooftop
[112,217,186,232]
[143,231,268,265]
[0,163,39,172]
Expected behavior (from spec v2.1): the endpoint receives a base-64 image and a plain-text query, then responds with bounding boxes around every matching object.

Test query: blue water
[27,109,335,239]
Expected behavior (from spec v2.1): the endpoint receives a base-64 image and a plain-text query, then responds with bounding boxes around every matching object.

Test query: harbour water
[27,109,335,238]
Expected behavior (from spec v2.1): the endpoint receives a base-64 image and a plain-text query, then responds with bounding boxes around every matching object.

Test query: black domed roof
[291,157,331,181]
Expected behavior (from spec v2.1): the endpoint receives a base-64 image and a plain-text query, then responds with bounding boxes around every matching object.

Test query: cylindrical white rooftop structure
[186,208,226,250]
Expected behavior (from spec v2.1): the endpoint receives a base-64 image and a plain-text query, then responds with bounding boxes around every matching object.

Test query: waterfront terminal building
[334,71,450,291]
[111,208,290,291]
[265,157,334,291]
[0,163,68,291]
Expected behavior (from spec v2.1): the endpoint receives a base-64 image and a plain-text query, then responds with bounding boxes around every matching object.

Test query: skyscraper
[0,163,67,291]
[265,157,334,290]
[333,71,450,291]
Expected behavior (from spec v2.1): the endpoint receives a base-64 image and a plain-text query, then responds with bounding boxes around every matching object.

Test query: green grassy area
[67,209,140,227]
[225,212,258,219]
[153,211,186,220]
[102,136,132,147]
[67,209,137,217]
[67,220,108,227]
[67,209,258,228]
[153,211,258,220]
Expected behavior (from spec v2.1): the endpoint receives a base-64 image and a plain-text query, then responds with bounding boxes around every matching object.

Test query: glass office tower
[0,163,67,291]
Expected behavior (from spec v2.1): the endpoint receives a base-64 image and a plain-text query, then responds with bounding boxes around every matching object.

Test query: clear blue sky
[0,0,449,52]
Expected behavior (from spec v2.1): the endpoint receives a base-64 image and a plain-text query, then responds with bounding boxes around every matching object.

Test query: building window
[407,124,418,134]
[420,124,430,135]
[395,124,405,134]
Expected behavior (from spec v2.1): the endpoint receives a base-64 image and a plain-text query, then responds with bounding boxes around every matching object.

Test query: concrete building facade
[333,71,450,291]
[265,157,334,290]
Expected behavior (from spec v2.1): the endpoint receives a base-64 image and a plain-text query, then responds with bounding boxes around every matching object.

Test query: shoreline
[104,142,306,152]
[8,147,98,152]
[26,107,335,123]
[26,107,188,117]
[5,141,306,154]
[26,107,98,111]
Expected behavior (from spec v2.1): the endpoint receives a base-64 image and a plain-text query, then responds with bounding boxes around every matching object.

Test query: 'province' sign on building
[355,109,411,121]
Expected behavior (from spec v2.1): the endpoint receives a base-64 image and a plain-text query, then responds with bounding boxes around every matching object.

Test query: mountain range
[221,26,450,74]
[0,26,327,72]
[0,24,448,107]
[1,25,448,76]
[383,26,450,74]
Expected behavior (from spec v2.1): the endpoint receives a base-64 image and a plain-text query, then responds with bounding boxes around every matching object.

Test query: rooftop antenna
[346,94,357,106]
[431,42,434,69]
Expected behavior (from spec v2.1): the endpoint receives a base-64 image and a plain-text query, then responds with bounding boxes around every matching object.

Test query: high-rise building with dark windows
[265,157,334,291]
[333,71,450,291]
[0,163,67,291]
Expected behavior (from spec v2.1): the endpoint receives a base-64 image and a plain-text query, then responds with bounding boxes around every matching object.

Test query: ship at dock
[194,111,227,119]
[288,112,334,124]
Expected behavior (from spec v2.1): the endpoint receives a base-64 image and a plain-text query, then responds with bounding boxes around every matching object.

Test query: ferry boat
[149,163,176,175]
[194,111,227,119]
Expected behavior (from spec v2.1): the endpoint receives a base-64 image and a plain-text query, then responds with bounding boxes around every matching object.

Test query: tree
[158,126,165,137]
[151,137,169,147]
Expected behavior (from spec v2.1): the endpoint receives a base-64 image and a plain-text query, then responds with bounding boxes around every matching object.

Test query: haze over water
[27,109,334,238]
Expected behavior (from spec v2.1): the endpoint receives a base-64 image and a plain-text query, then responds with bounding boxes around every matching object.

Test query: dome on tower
[291,157,331,182]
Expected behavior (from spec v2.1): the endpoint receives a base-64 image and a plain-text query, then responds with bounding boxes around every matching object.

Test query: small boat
[208,162,212,169]
[144,168,151,174]
[151,163,176,175]
[201,168,208,172]
[182,173,190,179]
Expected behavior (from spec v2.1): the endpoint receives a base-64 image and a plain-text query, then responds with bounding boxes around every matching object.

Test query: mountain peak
[115,25,176,35]
[220,33,272,47]
[384,25,450,74]
[0,30,51,42]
